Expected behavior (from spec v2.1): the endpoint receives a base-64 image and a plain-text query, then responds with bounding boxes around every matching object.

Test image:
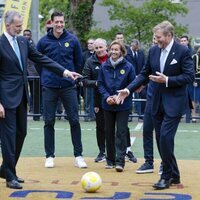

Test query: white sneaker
[45,157,54,168]
[75,156,87,168]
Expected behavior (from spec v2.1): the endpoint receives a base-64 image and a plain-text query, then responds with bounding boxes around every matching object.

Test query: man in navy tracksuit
[37,11,87,169]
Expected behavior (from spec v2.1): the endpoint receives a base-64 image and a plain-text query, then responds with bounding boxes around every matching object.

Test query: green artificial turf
[20,119,200,160]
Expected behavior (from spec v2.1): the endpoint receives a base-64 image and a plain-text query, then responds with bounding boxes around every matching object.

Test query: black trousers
[42,86,82,158]
[94,106,132,155]
[104,110,129,167]
[95,107,105,154]
[0,94,27,181]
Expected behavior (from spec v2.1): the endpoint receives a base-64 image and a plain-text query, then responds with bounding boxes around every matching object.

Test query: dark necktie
[134,51,138,59]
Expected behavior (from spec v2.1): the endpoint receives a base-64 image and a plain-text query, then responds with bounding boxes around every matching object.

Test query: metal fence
[27,76,200,123]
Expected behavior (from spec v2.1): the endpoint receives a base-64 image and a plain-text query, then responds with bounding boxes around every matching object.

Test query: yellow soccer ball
[81,171,102,192]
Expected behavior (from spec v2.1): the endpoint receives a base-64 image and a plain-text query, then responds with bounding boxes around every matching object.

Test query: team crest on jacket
[120,69,125,74]
[65,42,69,47]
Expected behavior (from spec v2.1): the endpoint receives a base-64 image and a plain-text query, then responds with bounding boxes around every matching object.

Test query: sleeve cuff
[124,88,130,95]
[63,69,69,77]
[166,76,168,87]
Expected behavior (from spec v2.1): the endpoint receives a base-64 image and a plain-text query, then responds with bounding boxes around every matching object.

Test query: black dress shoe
[170,177,180,185]
[6,180,23,189]
[0,173,5,179]
[17,177,25,183]
[153,178,170,190]
[0,173,24,183]
[0,170,5,179]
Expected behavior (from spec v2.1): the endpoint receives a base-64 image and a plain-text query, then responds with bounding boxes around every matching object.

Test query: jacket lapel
[163,41,177,73]
[155,46,162,72]
[17,37,25,70]
[3,34,23,72]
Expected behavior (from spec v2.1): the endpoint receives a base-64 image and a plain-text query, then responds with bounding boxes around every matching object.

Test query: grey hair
[93,38,107,47]
[4,11,22,25]
[131,39,140,46]
[153,20,174,37]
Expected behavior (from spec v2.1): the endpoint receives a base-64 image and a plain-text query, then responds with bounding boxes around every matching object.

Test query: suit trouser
[95,107,132,155]
[95,107,105,154]
[42,86,83,158]
[0,94,27,181]
[104,110,129,167]
[143,97,154,165]
[153,111,180,180]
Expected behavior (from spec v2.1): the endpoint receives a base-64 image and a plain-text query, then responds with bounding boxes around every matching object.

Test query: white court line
[30,128,95,131]
[133,122,143,131]
[30,128,41,130]
[130,137,136,146]
[129,122,143,147]
[55,128,65,131]
[177,130,198,133]
[29,127,199,133]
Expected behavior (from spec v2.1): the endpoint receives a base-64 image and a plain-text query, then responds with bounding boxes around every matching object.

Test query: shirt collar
[131,47,137,53]
[4,31,15,43]
[164,38,174,53]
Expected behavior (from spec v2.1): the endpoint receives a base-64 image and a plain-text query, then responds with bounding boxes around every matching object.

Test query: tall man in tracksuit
[37,11,87,169]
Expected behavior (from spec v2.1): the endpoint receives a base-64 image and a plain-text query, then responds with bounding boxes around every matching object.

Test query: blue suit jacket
[125,48,145,75]
[127,40,195,117]
[0,34,66,109]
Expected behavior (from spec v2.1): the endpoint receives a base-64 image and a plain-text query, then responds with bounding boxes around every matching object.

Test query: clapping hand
[149,71,167,83]
[106,95,117,105]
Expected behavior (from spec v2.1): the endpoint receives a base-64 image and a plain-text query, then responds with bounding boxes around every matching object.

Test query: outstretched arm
[0,103,5,118]
[63,70,82,80]
[116,84,146,104]
[116,88,130,104]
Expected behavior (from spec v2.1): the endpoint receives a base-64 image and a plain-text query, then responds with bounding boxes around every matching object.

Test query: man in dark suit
[0,11,80,189]
[116,21,194,189]
[23,29,42,120]
[126,39,146,117]
[126,39,145,75]
[82,38,95,121]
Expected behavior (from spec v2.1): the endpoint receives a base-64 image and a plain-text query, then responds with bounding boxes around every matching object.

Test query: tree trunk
[68,0,96,42]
